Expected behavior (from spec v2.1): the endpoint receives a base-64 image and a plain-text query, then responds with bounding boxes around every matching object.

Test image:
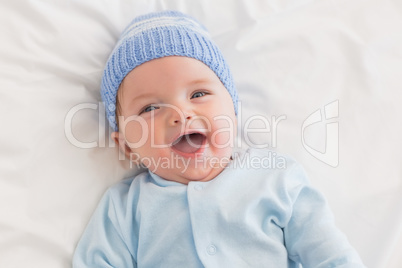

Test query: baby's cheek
[212,132,234,149]
[121,116,150,147]
[211,120,236,149]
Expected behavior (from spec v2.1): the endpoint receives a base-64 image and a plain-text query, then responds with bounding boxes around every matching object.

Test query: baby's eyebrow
[128,92,154,106]
[189,78,211,85]
[133,93,154,100]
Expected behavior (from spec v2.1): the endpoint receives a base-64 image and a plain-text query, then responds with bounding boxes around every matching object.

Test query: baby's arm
[72,188,137,268]
[283,164,366,267]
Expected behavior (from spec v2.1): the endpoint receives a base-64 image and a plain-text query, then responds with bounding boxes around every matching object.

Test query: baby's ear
[111,132,133,159]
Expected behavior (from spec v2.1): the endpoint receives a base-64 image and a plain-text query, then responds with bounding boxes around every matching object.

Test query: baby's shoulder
[229,147,310,188]
[104,171,149,209]
[108,171,143,191]
[231,147,300,173]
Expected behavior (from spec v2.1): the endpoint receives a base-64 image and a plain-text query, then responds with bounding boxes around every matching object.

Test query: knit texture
[101,10,238,131]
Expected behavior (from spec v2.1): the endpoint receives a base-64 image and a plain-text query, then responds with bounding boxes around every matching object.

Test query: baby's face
[115,56,237,184]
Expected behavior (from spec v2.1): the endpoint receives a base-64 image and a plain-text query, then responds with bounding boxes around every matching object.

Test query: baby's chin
[144,147,234,184]
[154,164,226,185]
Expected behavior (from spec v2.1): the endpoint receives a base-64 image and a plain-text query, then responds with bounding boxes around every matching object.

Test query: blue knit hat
[101,10,238,131]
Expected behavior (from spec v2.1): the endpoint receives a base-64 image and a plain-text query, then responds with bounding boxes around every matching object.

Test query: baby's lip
[169,130,208,158]
[169,129,208,146]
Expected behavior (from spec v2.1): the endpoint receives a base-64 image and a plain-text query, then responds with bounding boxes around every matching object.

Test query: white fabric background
[0,0,401,267]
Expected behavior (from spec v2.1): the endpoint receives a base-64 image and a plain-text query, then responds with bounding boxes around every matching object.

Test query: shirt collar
[147,171,186,187]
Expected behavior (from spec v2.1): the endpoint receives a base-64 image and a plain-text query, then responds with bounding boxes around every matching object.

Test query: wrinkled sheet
[0,0,401,267]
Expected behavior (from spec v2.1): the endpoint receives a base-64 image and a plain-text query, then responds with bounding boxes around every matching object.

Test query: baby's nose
[173,113,192,124]
[170,110,194,126]
[164,102,195,126]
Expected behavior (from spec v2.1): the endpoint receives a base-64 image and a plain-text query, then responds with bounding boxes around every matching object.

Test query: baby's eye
[141,105,159,114]
[191,91,206,99]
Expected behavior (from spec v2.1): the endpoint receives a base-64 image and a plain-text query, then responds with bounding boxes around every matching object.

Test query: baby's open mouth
[171,133,206,154]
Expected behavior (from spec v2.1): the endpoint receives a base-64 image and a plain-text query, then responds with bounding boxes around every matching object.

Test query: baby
[73,10,365,267]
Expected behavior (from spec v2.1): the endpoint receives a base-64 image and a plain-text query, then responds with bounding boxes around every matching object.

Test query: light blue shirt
[73,148,365,267]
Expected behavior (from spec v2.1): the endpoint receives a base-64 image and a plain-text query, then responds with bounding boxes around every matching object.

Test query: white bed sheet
[0,0,401,267]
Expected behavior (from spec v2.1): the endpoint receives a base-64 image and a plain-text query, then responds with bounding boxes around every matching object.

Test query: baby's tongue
[172,133,204,154]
